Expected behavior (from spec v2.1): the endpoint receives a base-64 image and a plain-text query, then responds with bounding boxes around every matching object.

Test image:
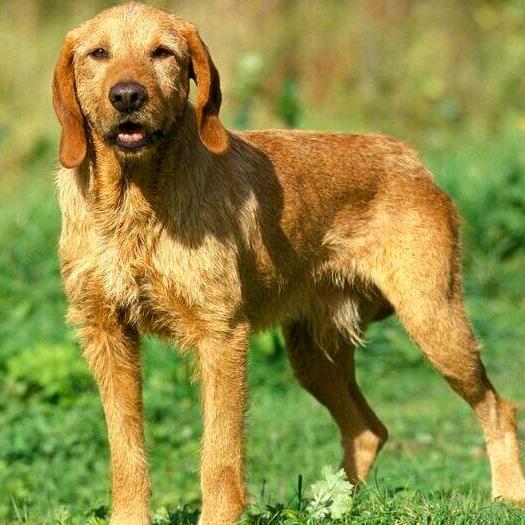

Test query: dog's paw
[492,483,525,508]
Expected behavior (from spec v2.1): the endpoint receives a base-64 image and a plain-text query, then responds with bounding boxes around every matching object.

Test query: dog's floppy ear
[52,35,87,169]
[182,26,229,155]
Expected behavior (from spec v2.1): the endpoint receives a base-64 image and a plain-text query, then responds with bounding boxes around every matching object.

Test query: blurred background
[0,1,524,524]
[2,0,525,186]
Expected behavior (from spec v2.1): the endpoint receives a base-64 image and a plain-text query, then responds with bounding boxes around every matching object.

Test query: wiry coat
[53,3,525,525]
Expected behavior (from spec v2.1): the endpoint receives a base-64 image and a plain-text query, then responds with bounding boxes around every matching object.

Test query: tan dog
[52,3,525,524]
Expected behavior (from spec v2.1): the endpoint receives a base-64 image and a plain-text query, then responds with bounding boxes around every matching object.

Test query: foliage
[5,344,91,403]
[306,467,354,521]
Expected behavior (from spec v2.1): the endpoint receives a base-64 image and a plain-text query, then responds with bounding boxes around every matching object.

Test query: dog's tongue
[118,129,145,145]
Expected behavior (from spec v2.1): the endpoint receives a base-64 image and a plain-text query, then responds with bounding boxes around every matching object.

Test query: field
[1,1,525,524]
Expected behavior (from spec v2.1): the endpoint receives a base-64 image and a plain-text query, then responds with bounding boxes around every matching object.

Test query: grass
[1,129,525,525]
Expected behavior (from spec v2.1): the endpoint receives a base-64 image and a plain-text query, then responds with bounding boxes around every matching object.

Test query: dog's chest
[96,228,154,316]
[96,227,242,344]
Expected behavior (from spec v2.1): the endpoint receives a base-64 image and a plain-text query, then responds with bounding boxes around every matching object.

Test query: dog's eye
[89,48,109,59]
[151,46,173,59]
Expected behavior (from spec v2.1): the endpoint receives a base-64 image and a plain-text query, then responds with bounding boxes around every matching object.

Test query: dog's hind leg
[388,292,525,504]
[283,320,388,483]
[361,187,525,505]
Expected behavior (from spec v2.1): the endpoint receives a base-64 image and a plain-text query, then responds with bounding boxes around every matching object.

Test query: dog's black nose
[109,82,147,113]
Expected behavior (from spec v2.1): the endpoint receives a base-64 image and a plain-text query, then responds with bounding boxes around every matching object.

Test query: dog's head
[52,2,228,169]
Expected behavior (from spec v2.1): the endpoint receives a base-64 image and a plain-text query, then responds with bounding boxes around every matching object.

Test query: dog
[52,2,525,524]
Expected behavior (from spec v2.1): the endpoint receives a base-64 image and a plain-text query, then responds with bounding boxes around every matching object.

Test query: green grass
[1,133,525,524]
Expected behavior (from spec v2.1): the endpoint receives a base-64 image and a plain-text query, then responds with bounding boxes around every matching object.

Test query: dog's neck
[81,105,227,235]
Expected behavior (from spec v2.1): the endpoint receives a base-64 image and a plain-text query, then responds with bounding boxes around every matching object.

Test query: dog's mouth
[108,121,164,151]
[116,122,147,149]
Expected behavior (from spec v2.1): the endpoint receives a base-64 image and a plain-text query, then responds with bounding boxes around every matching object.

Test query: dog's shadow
[138,136,302,319]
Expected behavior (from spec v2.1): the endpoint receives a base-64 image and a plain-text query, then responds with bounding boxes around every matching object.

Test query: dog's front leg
[198,324,250,525]
[81,323,150,525]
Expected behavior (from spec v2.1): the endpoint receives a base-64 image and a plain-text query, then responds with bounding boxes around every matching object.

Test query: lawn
[1,131,524,524]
